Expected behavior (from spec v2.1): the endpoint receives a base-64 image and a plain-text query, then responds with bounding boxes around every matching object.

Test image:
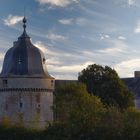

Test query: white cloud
[48,61,94,73]
[4,15,23,26]
[35,41,63,66]
[58,17,87,26]
[0,52,6,72]
[46,32,67,41]
[98,47,124,54]
[100,34,110,40]
[128,0,135,6]
[115,59,140,77]
[98,39,127,54]
[118,36,126,40]
[34,41,58,56]
[47,58,62,65]
[35,41,47,52]
[105,35,110,38]
[134,20,140,33]
[116,0,136,7]
[0,53,5,61]
[53,74,76,80]
[36,0,79,7]
[75,18,88,26]
[82,51,95,57]
[58,18,74,25]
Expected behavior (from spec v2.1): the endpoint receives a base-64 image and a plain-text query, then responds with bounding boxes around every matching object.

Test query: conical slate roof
[1,17,51,78]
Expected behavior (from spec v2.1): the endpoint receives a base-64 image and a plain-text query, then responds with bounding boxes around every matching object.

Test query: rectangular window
[36,94,40,103]
[36,104,41,114]
[19,102,23,108]
[3,79,8,87]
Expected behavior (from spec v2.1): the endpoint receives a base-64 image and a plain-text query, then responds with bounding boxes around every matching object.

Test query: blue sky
[0,0,140,79]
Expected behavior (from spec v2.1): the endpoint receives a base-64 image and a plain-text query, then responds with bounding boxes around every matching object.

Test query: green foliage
[122,107,140,140]
[43,122,71,140]
[0,89,139,140]
[53,83,107,139]
[78,64,134,109]
[54,83,105,122]
[0,78,138,140]
[0,125,42,140]
[1,116,12,127]
[94,107,123,140]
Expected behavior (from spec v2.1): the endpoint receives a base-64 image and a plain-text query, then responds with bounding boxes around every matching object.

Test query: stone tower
[0,17,54,128]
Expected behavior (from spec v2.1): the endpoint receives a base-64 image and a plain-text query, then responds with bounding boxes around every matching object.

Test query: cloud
[34,41,94,79]
[134,20,140,33]
[4,15,23,26]
[98,47,124,54]
[46,32,67,41]
[82,51,95,57]
[0,53,5,61]
[115,59,140,77]
[114,0,138,9]
[0,52,6,72]
[52,74,77,80]
[97,39,127,54]
[128,0,135,6]
[58,18,74,25]
[47,58,62,65]
[36,0,79,7]
[48,61,94,74]
[100,34,110,40]
[118,36,126,40]
[58,17,87,26]
[34,41,58,56]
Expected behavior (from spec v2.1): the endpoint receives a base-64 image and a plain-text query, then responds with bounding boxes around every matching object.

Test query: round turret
[0,17,54,128]
[1,17,50,78]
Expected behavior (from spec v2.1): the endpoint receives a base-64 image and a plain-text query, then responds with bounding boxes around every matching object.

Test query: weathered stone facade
[0,78,54,128]
[0,17,54,128]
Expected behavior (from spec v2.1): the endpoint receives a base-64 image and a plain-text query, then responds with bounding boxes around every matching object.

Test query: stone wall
[0,77,55,89]
[0,77,54,128]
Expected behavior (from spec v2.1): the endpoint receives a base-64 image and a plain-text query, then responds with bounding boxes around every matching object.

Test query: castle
[0,16,140,129]
[0,17,54,128]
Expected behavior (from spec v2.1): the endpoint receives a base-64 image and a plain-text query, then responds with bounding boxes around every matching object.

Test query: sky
[0,0,140,79]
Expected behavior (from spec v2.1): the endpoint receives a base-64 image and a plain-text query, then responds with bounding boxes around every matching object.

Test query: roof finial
[23,16,27,32]
[18,7,30,39]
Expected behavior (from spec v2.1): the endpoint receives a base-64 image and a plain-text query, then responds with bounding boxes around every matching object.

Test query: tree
[78,64,134,109]
[54,83,105,122]
[122,107,140,139]
[53,83,106,140]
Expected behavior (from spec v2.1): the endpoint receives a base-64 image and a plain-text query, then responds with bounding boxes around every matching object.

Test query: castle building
[123,71,140,109]
[0,17,54,128]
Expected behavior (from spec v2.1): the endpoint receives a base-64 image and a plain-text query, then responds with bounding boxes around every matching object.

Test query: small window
[19,102,23,108]
[36,103,41,114]
[37,103,41,108]
[3,79,8,87]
